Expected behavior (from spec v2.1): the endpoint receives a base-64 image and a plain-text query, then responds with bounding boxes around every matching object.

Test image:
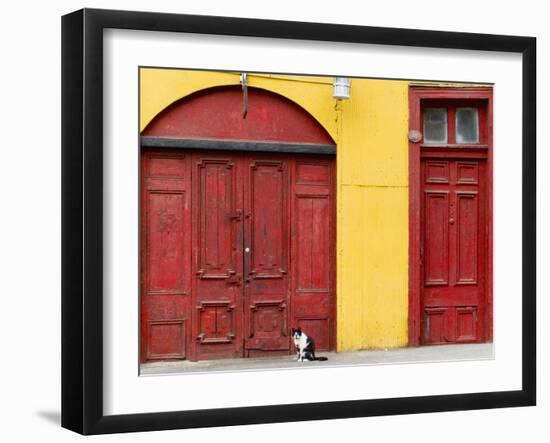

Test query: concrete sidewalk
[140,343,494,376]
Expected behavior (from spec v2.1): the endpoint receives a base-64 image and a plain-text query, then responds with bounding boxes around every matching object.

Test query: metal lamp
[333,77,351,100]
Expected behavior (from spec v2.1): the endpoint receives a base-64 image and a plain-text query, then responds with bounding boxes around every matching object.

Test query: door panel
[456,192,478,284]
[424,190,450,286]
[147,319,186,360]
[295,195,331,290]
[421,158,486,344]
[147,191,186,292]
[248,160,287,280]
[196,158,239,279]
[456,306,477,342]
[424,307,449,345]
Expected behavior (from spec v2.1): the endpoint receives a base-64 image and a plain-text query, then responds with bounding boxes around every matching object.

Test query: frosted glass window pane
[423,108,447,143]
[456,108,479,143]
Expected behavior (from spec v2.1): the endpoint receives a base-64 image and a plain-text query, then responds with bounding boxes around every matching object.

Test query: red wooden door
[191,153,245,360]
[421,157,487,344]
[141,149,335,362]
[140,152,192,362]
[289,157,335,351]
[243,156,291,356]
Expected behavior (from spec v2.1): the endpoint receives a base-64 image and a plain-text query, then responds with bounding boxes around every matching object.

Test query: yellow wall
[337,81,409,350]
[140,68,409,351]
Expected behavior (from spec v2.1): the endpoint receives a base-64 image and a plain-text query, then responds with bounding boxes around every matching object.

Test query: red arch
[142,86,335,145]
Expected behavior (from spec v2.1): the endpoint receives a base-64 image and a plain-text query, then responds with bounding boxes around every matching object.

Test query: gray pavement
[140,343,494,376]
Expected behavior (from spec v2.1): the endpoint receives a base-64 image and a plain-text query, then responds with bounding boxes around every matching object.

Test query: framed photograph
[61,8,536,435]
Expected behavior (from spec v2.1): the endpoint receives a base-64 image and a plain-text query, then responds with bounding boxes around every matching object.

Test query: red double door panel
[141,149,336,362]
[420,155,488,344]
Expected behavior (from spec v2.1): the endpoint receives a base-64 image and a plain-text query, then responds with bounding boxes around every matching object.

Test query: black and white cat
[291,328,328,362]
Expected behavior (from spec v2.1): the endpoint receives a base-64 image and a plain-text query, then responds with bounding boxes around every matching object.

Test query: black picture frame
[61,8,536,435]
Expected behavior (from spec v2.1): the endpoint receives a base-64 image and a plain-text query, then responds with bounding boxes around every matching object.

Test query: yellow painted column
[337,79,409,350]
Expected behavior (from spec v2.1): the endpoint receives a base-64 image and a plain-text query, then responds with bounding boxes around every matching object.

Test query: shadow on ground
[36,410,61,426]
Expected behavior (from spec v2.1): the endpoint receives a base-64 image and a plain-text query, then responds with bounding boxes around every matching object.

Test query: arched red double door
[140,86,336,362]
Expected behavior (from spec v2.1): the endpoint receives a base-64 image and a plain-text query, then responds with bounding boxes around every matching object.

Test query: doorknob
[244,247,250,253]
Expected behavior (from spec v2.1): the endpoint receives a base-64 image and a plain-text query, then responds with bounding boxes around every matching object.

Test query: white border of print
[103,28,522,416]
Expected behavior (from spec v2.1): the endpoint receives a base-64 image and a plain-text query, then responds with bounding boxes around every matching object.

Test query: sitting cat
[291,328,328,362]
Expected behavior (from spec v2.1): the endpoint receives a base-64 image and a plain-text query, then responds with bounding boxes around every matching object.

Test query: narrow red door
[243,155,291,356]
[140,151,192,362]
[421,157,487,344]
[191,153,245,360]
[289,157,336,351]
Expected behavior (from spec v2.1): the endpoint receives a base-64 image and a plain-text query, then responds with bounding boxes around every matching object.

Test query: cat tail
[314,357,328,361]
